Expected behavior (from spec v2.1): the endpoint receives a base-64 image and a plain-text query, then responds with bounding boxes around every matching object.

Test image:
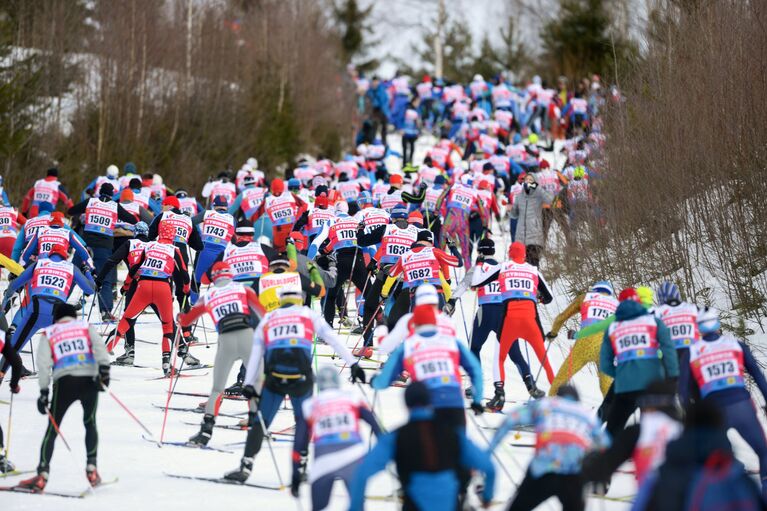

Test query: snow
[1,133,764,511]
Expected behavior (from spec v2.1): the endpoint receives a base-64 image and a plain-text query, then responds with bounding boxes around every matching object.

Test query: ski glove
[10,384,20,394]
[98,365,111,389]
[241,385,259,400]
[545,331,557,340]
[470,402,485,416]
[444,298,456,316]
[350,363,366,384]
[37,389,49,415]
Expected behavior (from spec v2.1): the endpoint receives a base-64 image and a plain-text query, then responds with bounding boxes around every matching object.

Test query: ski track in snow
[2,134,763,510]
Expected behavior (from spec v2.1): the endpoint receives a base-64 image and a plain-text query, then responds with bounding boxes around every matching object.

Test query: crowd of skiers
[0,67,763,511]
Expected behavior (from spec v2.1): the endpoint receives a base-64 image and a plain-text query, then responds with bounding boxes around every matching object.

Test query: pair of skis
[0,478,118,499]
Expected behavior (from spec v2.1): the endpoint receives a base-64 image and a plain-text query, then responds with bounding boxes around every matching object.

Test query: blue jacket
[348,408,495,511]
[372,330,483,408]
[5,254,95,305]
[21,227,94,269]
[366,83,390,118]
[600,300,679,393]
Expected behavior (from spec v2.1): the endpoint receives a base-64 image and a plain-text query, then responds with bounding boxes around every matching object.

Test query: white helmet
[247,157,258,169]
[415,284,439,306]
[473,74,483,82]
[106,165,119,179]
[335,201,349,214]
[153,174,163,185]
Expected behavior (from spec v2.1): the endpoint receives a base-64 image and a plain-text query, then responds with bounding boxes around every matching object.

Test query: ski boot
[113,346,135,366]
[86,463,101,487]
[524,375,545,399]
[189,414,215,446]
[101,311,117,323]
[224,381,243,396]
[20,366,34,378]
[224,456,253,483]
[162,352,171,377]
[178,346,201,367]
[464,386,474,400]
[352,346,373,359]
[486,382,505,412]
[0,454,15,473]
[17,472,48,492]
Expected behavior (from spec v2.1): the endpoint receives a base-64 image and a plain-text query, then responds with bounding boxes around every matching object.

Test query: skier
[679,306,767,498]
[292,366,382,508]
[291,192,333,244]
[450,237,546,399]
[471,241,555,410]
[110,222,191,374]
[545,280,618,396]
[488,385,610,511]
[438,176,487,267]
[20,211,93,270]
[1,244,95,374]
[15,303,110,492]
[21,168,74,218]
[223,285,366,482]
[82,164,120,199]
[251,178,307,252]
[0,316,22,472]
[228,174,267,223]
[349,382,496,511]
[178,262,266,446]
[372,302,484,427]
[219,222,269,285]
[0,203,26,263]
[67,183,138,321]
[655,281,700,358]
[600,288,678,437]
[193,196,235,296]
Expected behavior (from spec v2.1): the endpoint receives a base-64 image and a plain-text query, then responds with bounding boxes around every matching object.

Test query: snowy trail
[2,132,744,510]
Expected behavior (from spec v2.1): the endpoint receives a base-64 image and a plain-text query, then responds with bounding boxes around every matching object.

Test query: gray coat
[510,184,553,246]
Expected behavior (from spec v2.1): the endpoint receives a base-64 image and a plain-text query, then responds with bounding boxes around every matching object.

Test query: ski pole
[160,327,183,443]
[252,400,285,489]
[2,393,12,476]
[338,301,383,374]
[45,406,72,452]
[467,412,518,487]
[335,245,360,335]
[102,384,161,447]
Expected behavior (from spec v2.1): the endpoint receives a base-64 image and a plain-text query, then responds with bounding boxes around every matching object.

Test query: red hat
[618,288,640,302]
[411,304,437,327]
[210,261,234,283]
[517,173,527,183]
[290,232,307,251]
[478,180,492,191]
[162,196,180,209]
[49,244,68,259]
[540,159,550,169]
[389,174,403,185]
[408,211,423,224]
[315,193,328,208]
[508,241,526,263]
[270,178,284,195]
[49,211,66,226]
[120,189,134,202]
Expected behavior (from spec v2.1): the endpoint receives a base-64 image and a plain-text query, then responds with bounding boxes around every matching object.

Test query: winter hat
[539,159,550,170]
[638,379,680,419]
[49,243,68,259]
[162,196,180,210]
[636,286,654,308]
[53,303,78,321]
[290,232,307,251]
[482,162,494,172]
[235,220,255,237]
[405,381,432,409]
[408,211,423,225]
[47,167,59,177]
[390,204,408,220]
[124,162,137,175]
[556,385,580,401]
[120,189,134,202]
[210,261,234,283]
[389,174,403,186]
[175,189,188,199]
[416,230,434,244]
[590,281,614,296]
[697,306,721,334]
[38,202,54,214]
[106,165,119,179]
[414,284,439,306]
[288,178,301,190]
[99,183,115,198]
[434,175,446,186]
[49,212,66,226]
[508,241,526,263]
[129,178,142,190]
[656,281,681,306]
[478,237,495,256]
[270,178,285,195]
[357,191,372,206]
[212,195,229,209]
[411,304,437,329]
[315,193,329,208]
[134,221,149,237]
[618,288,640,303]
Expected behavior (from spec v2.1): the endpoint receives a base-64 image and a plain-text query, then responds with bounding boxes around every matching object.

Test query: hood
[614,300,648,321]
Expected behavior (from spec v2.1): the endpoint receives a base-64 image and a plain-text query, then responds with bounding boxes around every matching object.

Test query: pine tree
[333,0,378,71]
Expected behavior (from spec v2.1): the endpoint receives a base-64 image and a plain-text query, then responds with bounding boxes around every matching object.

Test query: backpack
[685,452,765,511]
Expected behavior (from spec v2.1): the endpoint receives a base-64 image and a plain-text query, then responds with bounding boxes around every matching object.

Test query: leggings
[721,398,767,497]
[507,471,584,511]
[39,375,99,472]
[117,280,175,353]
[548,333,612,397]
[497,300,554,384]
[243,388,310,459]
[193,245,225,295]
[310,460,358,511]
[323,248,368,326]
[471,303,531,380]
[442,210,471,267]
[205,327,253,415]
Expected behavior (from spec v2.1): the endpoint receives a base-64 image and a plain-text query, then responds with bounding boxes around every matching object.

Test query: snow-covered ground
[2,134,764,511]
